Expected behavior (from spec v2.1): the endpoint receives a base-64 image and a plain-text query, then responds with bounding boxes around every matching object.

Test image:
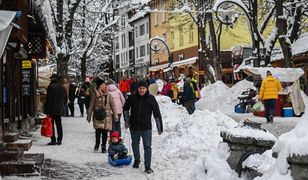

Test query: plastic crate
[283,107,293,117]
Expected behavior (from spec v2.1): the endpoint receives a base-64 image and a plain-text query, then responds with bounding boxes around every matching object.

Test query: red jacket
[119,80,130,93]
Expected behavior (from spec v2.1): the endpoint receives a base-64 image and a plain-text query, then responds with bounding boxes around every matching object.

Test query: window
[189,25,194,43]
[121,34,126,48]
[136,47,139,58]
[140,24,145,36]
[179,28,183,46]
[178,53,184,61]
[147,43,150,55]
[154,12,158,26]
[140,45,146,57]
[162,33,167,52]
[171,31,174,49]
[162,0,166,23]
[115,55,120,69]
[135,26,138,38]
[115,37,119,49]
[146,22,149,34]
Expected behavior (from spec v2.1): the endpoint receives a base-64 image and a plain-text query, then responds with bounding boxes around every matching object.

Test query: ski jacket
[170,82,178,100]
[108,140,128,157]
[87,92,118,130]
[183,80,195,102]
[119,80,130,93]
[123,91,163,132]
[161,83,171,96]
[107,84,125,114]
[44,80,67,116]
[259,75,282,100]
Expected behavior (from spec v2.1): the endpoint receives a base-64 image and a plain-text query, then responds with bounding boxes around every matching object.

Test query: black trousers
[50,115,63,143]
[78,103,84,116]
[111,114,122,137]
[95,129,108,148]
[68,99,75,116]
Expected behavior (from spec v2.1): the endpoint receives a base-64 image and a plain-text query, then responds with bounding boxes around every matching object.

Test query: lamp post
[213,0,261,67]
[149,36,174,78]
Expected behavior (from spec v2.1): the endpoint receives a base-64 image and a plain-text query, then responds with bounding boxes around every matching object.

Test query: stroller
[235,88,257,113]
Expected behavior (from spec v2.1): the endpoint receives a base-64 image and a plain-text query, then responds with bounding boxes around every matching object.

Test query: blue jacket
[108,141,128,157]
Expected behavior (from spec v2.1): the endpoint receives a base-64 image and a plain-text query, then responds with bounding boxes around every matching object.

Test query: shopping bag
[252,101,264,112]
[41,116,53,137]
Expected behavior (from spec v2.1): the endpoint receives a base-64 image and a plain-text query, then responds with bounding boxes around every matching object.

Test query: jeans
[95,129,108,148]
[264,99,277,122]
[111,114,122,136]
[50,115,63,143]
[68,100,75,116]
[130,130,152,168]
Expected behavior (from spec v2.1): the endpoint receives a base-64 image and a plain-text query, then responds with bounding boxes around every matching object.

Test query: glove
[113,154,118,160]
[155,117,163,135]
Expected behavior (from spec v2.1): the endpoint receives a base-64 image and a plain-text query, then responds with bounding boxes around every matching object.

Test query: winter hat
[95,77,105,88]
[137,80,149,89]
[111,131,119,140]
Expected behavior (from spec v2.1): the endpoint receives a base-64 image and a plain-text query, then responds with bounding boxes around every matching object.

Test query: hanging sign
[22,60,32,69]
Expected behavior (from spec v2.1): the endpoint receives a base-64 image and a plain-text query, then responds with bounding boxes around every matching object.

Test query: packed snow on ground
[18,94,242,180]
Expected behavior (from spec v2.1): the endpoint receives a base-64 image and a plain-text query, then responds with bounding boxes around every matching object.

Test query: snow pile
[154,96,238,179]
[196,80,255,113]
[204,143,243,180]
[223,126,276,142]
[242,150,276,174]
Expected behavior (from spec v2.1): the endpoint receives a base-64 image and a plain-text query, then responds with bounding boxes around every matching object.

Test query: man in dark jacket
[68,82,77,116]
[123,80,163,174]
[44,74,67,145]
[183,78,196,115]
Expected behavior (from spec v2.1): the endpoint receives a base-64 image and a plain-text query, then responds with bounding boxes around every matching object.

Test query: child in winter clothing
[108,131,128,160]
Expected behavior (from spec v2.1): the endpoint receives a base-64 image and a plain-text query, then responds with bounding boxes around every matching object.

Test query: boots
[94,144,99,151]
[133,159,140,168]
[145,166,154,174]
[101,145,107,153]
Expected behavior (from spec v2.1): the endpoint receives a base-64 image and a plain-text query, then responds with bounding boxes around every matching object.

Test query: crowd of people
[44,74,168,174]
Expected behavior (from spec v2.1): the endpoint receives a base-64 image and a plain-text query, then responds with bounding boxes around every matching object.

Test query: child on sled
[108,131,128,160]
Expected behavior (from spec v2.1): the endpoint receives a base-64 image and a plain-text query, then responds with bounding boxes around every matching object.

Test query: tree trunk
[199,26,215,83]
[81,54,87,81]
[208,13,222,81]
[57,53,70,77]
[276,0,293,67]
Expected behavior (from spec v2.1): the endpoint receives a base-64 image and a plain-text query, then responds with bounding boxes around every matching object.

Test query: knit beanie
[95,77,105,88]
[111,131,119,140]
[137,80,149,89]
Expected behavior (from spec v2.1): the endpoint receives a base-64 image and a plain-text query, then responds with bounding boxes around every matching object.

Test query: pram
[235,88,257,113]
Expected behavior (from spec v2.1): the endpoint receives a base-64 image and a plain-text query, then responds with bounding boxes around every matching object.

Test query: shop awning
[0,10,17,57]
[149,63,169,72]
[172,57,198,67]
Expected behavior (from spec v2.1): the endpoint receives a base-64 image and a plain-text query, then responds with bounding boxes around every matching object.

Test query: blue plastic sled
[108,155,133,166]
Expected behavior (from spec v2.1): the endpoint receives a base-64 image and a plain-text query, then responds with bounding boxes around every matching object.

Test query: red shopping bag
[41,116,53,137]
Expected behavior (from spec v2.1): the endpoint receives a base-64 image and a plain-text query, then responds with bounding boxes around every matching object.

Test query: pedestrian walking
[87,79,118,153]
[44,74,67,145]
[123,80,163,174]
[183,78,196,115]
[130,78,138,95]
[161,78,172,98]
[259,70,282,123]
[68,82,77,116]
[60,77,70,117]
[170,79,178,103]
[119,76,130,99]
[76,83,87,117]
[107,79,125,137]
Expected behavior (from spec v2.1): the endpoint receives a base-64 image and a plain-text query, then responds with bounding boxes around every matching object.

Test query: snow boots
[133,159,140,168]
[101,145,107,153]
[145,166,154,174]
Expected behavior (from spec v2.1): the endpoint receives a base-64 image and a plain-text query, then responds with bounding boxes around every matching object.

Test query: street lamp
[149,36,174,77]
[213,0,261,67]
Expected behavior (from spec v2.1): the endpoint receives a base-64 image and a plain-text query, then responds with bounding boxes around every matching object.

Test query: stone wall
[287,154,308,180]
